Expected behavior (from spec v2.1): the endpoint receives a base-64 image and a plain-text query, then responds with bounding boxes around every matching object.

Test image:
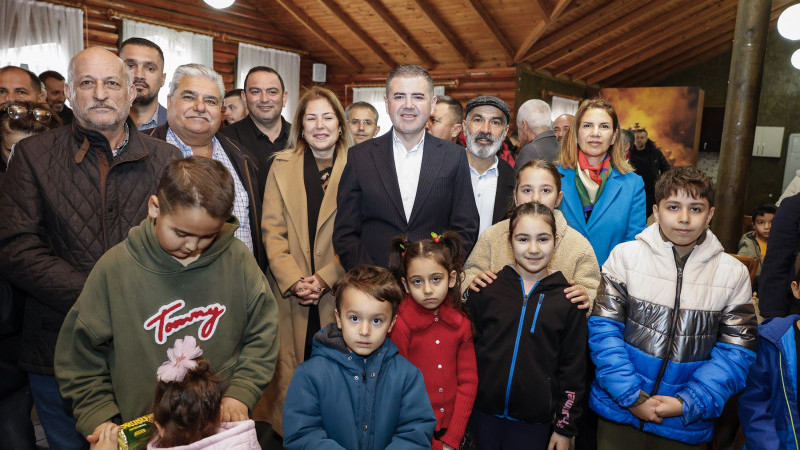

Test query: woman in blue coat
[556,98,645,265]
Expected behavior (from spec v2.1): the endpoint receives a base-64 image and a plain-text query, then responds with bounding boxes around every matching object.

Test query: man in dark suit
[334,65,479,270]
[463,96,515,236]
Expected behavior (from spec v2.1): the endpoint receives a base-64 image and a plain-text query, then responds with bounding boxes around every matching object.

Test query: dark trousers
[469,409,551,450]
[597,418,698,450]
[0,384,36,450]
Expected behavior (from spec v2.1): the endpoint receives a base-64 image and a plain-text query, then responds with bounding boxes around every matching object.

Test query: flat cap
[465,95,510,123]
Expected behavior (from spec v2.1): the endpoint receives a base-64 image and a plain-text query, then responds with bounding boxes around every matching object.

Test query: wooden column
[712,0,772,251]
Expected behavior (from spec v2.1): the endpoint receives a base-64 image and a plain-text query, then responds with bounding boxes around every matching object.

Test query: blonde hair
[286,86,353,155]
[557,98,634,174]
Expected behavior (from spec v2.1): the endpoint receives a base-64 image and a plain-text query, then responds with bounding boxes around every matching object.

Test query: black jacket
[146,124,267,271]
[466,266,586,436]
[492,158,516,224]
[0,120,181,373]
[629,140,670,217]
[758,193,800,318]
[220,115,290,191]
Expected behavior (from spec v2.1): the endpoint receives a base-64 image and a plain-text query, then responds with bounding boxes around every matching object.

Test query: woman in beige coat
[259,86,352,436]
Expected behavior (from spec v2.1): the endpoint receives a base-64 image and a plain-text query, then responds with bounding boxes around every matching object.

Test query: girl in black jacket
[466,202,587,450]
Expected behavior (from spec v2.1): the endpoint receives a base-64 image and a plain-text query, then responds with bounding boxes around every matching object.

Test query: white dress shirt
[469,156,500,236]
[392,131,425,222]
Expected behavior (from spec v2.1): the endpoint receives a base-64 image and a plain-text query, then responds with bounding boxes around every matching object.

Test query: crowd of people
[0,36,795,450]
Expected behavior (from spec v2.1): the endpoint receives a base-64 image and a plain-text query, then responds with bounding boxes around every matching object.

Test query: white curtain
[122,19,213,107]
[551,95,579,120]
[0,0,83,81]
[236,43,300,122]
[353,85,445,137]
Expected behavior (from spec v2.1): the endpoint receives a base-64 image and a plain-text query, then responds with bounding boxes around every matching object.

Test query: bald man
[0,66,44,104]
[0,48,181,448]
[553,114,573,144]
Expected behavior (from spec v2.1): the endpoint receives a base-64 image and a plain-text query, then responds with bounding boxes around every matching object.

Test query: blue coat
[283,325,436,450]
[739,315,800,450]
[557,166,646,265]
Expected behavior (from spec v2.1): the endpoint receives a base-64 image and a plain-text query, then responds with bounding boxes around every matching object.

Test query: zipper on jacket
[778,352,800,449]
[501,279,537,418]
[530,294,545,334]
[641,266,683,430]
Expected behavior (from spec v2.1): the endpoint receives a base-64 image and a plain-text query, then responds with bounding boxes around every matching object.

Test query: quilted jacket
[0,120,181,374]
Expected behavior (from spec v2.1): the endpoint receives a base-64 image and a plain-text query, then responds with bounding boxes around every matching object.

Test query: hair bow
[156,336,204,383]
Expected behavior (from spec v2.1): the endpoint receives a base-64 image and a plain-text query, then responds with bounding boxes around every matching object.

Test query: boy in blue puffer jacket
[738,268,800,450]
[282,265,436,450]
[589,167,758,448]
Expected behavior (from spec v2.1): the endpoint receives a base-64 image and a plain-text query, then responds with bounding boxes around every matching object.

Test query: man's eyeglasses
[348,119,376,126]
[5,104,53,122]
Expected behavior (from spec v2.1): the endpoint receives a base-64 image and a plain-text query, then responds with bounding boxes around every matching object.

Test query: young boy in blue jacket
[589,167,758,448]
[282,265,436,450]
[738,269,800,450]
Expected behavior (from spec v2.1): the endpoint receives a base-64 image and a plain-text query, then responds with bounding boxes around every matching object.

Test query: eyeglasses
[6,104,53,122]
[348,118,376,126]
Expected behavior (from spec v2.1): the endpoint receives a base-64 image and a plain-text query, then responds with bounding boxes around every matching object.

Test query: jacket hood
[635,222,723,264]
[311,322,399,363]
[125,216,239,275]
[146,419,259,450]
[759,315,800,345]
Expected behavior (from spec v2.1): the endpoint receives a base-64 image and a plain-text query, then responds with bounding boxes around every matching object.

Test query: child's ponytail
[151,336,223,447]
[389,235,412,283]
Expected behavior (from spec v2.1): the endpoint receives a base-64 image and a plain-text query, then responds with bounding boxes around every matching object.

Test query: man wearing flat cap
[463,96,516,235]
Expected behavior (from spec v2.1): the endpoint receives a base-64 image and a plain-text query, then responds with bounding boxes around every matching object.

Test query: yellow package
[117,414,155,450]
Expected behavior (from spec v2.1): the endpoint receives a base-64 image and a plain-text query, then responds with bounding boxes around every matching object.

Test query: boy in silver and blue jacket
[588,167,758,447]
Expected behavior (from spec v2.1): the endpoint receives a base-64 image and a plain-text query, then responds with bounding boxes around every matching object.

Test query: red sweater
[389,296,478,450]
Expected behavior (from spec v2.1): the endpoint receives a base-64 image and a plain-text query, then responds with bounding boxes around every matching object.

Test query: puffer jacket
[282,324,436,450]
[0,120,181,374]
[147,420,260,450]
[589,224,758,445]
[738,315,800,450]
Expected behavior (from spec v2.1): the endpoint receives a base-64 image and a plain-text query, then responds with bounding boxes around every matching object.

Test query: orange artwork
[598,86,705,166]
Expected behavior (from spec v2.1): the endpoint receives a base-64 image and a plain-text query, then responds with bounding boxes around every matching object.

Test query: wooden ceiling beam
[531,0,686,73]
[555,0,717,77]
[607,0,791,84]
[519,0,641,63]
[314,0,397,69]
[464,0,515,62]
[581,3,737,84]
[633,41,734,86]
[602,25,733,86]
[514,0,572,63]
[361,0,437,69]
[409,0,474,67]
[616,34,734,86]
[258,0,363,71]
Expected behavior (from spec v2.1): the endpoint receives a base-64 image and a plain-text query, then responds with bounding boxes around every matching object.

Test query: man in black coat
[147,63,266,271]
[463,95,515,235]
[629,125,671,218]
[334,65,479,270]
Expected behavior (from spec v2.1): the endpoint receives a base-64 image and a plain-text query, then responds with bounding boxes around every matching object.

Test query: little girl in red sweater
[388,231,478,450]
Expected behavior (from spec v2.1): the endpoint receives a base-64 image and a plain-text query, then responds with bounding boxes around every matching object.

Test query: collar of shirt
[166,128,224,160]
[111,123,130,158]
[138,108,160,131]
[468,155,499,178]
[392,129,425,155]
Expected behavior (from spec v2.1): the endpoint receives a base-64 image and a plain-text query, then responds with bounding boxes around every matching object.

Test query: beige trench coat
[254,148,347,435]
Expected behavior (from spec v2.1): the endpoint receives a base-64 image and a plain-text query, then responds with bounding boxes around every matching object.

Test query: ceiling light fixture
[792,49,800,70]
[204,0,235,9]
[778,4,800,40]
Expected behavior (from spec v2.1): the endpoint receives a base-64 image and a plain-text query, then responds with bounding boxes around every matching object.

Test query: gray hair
[385,64,434,97]
[169,64,224,99]
[517,99,552,131]
[621,128,635,146]
[345,101,379,122]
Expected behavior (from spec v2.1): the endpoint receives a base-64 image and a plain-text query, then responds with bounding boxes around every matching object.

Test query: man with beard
[0,47,180,449]
[39,70,73,124]
[515,99,559,168]
[334,64,478,269]
[119,37,168,130]
[630,124,671,218]
[463,96,515,236]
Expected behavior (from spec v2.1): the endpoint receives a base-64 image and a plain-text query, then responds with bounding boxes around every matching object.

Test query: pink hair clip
[156,336,203,383]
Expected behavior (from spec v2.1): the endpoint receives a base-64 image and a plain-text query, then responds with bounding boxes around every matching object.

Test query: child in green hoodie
[54,157,279,447]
